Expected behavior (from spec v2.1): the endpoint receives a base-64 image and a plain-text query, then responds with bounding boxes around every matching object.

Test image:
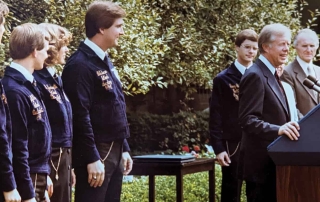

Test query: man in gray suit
[281,28,320,117]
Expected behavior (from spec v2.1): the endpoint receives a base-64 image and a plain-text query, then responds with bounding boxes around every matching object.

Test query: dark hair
[235,29,258,47]
[85,1,126,38]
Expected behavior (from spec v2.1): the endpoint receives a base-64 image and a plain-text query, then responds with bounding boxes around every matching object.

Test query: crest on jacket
[229,83,240,101]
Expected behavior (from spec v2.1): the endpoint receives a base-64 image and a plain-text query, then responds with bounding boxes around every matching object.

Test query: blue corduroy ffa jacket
[2,67,52,200]
[0,83,17,192]
[34,68,73,148]
[62,42,130,167]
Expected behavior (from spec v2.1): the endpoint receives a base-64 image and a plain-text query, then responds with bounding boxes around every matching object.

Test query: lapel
[80,42,122,88]
[103,55,122,89]
[292,59,317,104]
[226,62,242,80]
[256,59,289,118]
[36,68,62,88]
[5,67,42,100]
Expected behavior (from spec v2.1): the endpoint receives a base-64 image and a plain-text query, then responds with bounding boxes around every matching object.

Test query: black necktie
[103,55,120,84]
[32,79,41,96]
[53,73,62,87]
[103,55,122,86]
[104,55,113,70]
[274,72,285,96]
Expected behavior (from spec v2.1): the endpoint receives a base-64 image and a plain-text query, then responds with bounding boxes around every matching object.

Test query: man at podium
[238,24,300,202]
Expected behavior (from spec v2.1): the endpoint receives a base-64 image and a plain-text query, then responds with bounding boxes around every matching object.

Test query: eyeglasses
[241,45,258,51]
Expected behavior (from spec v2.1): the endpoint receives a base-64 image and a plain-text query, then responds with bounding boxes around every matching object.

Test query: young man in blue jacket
[62,1,132,202]
[210,29,258,202]
[0,1,21,201]
[2,23,51,202]
[34,23,74,202]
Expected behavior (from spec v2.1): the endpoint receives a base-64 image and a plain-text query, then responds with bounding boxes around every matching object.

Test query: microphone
[303,78,320,93]
[307,75,320,87]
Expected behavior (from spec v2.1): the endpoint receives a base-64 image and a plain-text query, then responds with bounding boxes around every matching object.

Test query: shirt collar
[84,38,106,60]
[296,56,313,75]
[234,59,251,75]
[46,67,56,77]
[10,62,34,83]
[259,55,276,75]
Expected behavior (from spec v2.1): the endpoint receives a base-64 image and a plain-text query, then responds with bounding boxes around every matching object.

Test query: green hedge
[4,0,319,96]
[127,111,209,154]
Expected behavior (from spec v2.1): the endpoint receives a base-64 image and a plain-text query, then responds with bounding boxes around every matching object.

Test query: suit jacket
[238,59,289,183]
[209,63,243,155]
[281,59,320,116]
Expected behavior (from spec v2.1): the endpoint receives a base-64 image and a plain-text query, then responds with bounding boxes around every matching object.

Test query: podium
[268,104,320,202]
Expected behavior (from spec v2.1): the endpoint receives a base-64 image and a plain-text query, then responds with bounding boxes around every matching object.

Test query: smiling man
[281,28,320,117]
[62,1,132,202]
[238,24,300,202]
[210,29,258,202]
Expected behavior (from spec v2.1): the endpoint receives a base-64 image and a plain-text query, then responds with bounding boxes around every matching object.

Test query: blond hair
[0,0,9,24]
[9,23,47,59]
[39,23,72,66]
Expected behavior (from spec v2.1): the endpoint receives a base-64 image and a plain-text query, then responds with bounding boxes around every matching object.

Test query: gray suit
[281,58,320,116]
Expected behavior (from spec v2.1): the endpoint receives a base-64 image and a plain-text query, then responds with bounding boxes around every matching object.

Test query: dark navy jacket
[2,67,52,200]
[34,68,72,148]
[209,63,243,155]
[62,42,130,167]
[0,83,16,192]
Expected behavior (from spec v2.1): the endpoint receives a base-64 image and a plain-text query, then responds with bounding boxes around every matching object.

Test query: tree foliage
[1,0,318,95]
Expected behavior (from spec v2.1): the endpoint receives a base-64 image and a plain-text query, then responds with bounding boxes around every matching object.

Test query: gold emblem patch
[1,93,7,104]
[229,83,240,101]
[96,70,113,91]
[43,84,62,104]
[29,94,44,120]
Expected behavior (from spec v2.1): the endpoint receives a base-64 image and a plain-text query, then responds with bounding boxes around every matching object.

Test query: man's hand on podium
[278,121,300,141]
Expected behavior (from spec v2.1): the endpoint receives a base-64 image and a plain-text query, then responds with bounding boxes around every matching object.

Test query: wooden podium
[268,104,320,202]
[276,166,320,201]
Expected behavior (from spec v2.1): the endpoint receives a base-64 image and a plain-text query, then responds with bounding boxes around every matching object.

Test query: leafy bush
[3,0,318,96]
[142,0,317,95]
[5,0,168,95]
[127,111,209,154]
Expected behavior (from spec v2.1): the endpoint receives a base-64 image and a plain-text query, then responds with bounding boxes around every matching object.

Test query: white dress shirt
[281,81,299,122]
[10,62,34,82]
[296,56,315,77]
[259,55,276,75]
[84,38,121,82]
[234,59,251,75]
